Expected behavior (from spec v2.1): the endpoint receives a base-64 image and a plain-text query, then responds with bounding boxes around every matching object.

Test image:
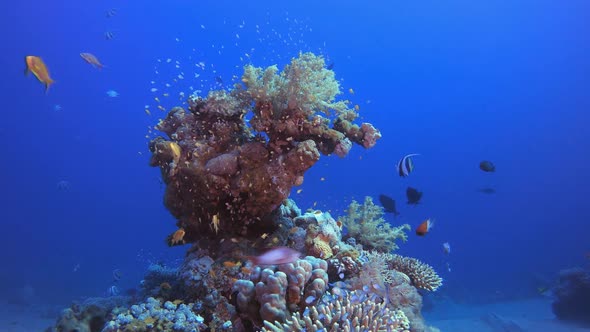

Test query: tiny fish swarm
[261,297,410,332]
[390,255,443,291]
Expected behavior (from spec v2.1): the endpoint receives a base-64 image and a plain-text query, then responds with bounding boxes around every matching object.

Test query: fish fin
[45,80,55,94]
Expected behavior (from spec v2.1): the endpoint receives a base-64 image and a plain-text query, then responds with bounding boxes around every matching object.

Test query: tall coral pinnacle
[149,53,381,244]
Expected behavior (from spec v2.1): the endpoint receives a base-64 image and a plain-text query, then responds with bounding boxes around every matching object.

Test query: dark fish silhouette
[215,75,223,84]
[478,187,496,194]
[326,62,334,70]
[479,160,496,172]
[378,194,400,216]
[406,187,423,205]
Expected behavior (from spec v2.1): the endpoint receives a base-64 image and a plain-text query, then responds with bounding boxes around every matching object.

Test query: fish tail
[45,79,55,93]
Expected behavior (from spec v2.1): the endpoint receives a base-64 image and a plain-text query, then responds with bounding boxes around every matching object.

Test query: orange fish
[416,218,434,236]
[24,56,54,92]
[80,53,104,69]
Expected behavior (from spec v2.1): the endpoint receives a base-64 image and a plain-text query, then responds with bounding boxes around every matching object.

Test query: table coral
[149,53,380,246]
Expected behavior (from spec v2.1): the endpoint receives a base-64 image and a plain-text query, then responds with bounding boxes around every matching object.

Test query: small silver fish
[442,242,451,255]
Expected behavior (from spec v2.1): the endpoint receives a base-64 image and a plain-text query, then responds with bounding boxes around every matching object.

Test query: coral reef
[233,256,328,327]
[339,196,410,252]
[389,254,443,292]
[150,52,380,246]
[346,251,428,332]
[101,297,207,332]
[261,297,410,332]
[552,267,590,325]
[49,52,448,332]
[52,296,130,332]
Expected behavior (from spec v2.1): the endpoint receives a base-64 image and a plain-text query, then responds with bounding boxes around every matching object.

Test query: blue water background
[0,0,588,306]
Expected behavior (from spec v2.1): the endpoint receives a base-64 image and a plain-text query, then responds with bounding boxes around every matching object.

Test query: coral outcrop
[389,255,443,292]
[552,267,590,325]
[101,297,207,332]
[150,53,380,246]
[233,256,329,327]
[261,297,411,332]
[339,196,410,252]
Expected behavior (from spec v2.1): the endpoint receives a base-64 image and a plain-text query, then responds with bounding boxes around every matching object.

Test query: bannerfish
[379,194,400,216]
[107,285,120,296]
[442,242,451,254]
[112,269,122,282]
[397,154,420,177]
[106,8,117,18]
[80,53,104,69]
[406,187,423,205]
[248,247,301,265]
[416,218,434,236]
[24,56,55,92]
[479,160,496,172]
[104,31,115,40]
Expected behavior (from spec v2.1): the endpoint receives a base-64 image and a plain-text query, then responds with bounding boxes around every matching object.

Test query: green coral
[242,52,354,118]
[339,196,410,252]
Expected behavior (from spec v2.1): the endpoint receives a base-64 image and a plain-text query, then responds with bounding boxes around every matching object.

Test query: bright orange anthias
[24,56,55,92]
[416,218,434,236]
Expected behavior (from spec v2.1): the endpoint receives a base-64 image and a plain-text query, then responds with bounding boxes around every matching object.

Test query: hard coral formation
[233,256,328,327]
[339,197,410,252]
[390,254,443,292]
[149,52,380,246]
[261,297,410,332]
[101,297,207,332]
[347,251,427,332]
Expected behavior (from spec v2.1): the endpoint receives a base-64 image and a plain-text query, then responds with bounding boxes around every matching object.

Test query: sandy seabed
[1,297,589,332]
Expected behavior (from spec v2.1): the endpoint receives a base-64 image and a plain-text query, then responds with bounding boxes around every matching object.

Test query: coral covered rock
[552,267,590,325]
[233,256,328,327]
[150,53,381,247]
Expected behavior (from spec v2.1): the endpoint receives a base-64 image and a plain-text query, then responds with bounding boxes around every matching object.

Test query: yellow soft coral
[242,52,353,117]
[339,197,410,252]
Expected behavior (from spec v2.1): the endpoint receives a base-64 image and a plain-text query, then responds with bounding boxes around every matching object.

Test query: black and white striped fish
[397,153,420,177]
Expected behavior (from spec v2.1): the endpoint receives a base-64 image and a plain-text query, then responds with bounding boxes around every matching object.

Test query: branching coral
[149,53,380,247]
[339,197,410,252]
[389,255,443,292]
[261,297,411,332]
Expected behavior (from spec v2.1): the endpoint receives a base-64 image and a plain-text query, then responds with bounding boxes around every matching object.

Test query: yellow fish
[25,56,55,92]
